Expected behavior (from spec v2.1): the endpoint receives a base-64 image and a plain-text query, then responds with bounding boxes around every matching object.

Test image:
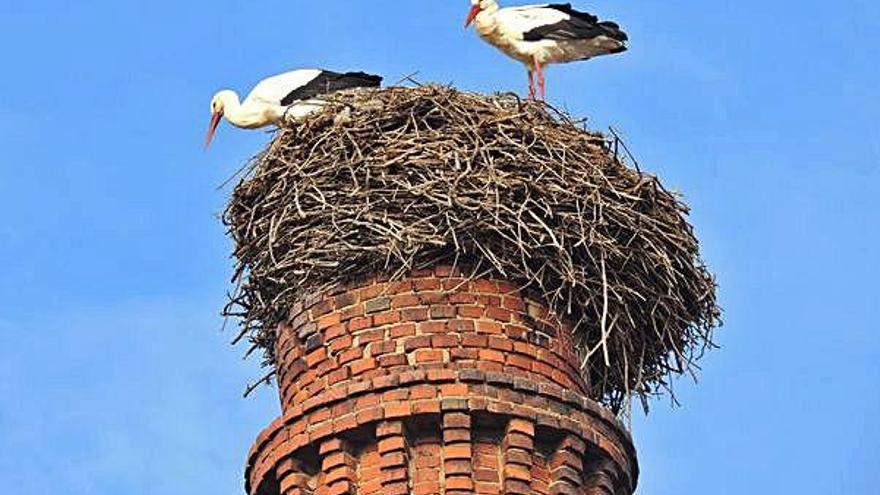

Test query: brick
[431,334,459,348]
[317,312,341,330]
[412,400,441,414]
[365,297,392,313]
[443,429,470,443]
[384,402,411,418]
[391,294,420,308]
[413,278,441,291]
[415,349,445,363]
[450,348,478,360]
[473,280,498,293]
[419,321,447,333]
[410,385,437,400]
[441,398,469,411]
[475,320,503,334]
[378,437,406,454]
[458,306,484,318]
[376,421,404,438]
[305,348,327,367]
[380,452,407,469]
[338,347,363,365]
[388,323,417,338]
[383,388,410,401]
[350,358,377,376]
[461,333,488,347]
[326,367,350,385]
[444,444,471,459]
[378,353,408,367]
[311,299,335,317]
[507,418,535,436]
[478,349,506,363]
[358,328,385,344]
[429,305,457,319]
[374,310,401,326]
[356,407,383,425]
[443,412,471,428]
[327,334,353,353]
[440,383,468,397]
[386,280,413,294]
[348,316,373,332]
[445,477,474,491]
[401,308,429,322]
[447,319,475,332]
[404,335,432,352]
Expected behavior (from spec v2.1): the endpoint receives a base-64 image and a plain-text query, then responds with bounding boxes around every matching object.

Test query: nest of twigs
[223,85,720,412]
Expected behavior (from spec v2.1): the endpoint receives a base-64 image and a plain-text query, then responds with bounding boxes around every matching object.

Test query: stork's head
[465,0,496,27]
[205,90,234,148]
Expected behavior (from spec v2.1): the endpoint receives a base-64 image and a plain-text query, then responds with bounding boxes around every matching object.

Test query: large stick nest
[223,85,720,413]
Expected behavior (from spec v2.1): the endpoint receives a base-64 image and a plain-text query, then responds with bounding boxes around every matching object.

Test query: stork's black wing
[522,4,628,43]
[281,71,382,106]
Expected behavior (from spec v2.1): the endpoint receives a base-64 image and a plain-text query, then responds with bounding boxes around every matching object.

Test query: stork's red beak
[465,5,481,27]
[205,111,222,148]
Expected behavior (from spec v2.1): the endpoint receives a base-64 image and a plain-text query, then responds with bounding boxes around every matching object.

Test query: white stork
[465,1,627,100]
[205,69,382,147]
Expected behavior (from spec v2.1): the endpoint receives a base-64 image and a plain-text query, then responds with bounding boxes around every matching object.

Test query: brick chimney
[244,267,638,495]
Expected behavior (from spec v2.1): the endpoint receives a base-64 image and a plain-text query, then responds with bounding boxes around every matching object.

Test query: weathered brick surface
[246,267,638,495]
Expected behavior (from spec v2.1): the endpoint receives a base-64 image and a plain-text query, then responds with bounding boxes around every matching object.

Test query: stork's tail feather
[341,72,383,88]
[598,21,628,43]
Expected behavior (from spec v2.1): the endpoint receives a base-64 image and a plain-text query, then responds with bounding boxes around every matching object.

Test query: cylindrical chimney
[245,267,638,495]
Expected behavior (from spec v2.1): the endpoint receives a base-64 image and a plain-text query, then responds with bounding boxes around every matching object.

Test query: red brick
[431,334,459,348]
[350,358,377,376]
[410,385,437,400]
[348,316,373,332]
[404,335,432,352]
[317,312,341,330]
[391,294,420,308]
[475,321,503,334]
[440,383,469,397]
[338,347,363,365]
[388,323,417,338]
[378,353,408,367]
[444,444,471,459]
[358,328,385,344]
[401,308,429,322]
[420,320,447,333]
[415,349,445,363]
[486,306,512,322]
[458,306,484,318]
[373,310,401,326]
[384,402,411,419]
[412,400,441,414]
[473,279,498,293]
[478,349,505,363]
[429,305,457,319]
[413,278,441,291]
[461,334,488,347]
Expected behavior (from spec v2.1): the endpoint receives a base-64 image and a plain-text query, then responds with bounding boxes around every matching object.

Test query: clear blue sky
[1,1,877,493]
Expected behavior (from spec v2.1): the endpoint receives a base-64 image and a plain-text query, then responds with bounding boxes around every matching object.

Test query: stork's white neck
[215,90,284,129]
[474,1,501,35]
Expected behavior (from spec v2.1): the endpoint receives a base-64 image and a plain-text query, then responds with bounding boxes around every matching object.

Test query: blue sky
[0,0,877,493]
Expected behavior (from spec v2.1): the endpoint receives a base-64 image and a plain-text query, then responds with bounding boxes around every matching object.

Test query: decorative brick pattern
[246,267,638,495]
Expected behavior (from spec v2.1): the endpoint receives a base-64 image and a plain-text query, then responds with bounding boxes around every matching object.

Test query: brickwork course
[244,267,639,495]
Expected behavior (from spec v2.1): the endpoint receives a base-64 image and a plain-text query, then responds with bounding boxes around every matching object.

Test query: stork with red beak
[205,69,382,147]
[464,1,627,100]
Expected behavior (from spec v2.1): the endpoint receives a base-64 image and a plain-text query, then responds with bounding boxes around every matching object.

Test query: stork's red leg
[527,70,536,100]
[532,56,546,101]
[537,65,546,101]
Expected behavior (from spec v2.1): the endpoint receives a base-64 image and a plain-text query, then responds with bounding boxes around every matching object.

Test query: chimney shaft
[245,267,638,495]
